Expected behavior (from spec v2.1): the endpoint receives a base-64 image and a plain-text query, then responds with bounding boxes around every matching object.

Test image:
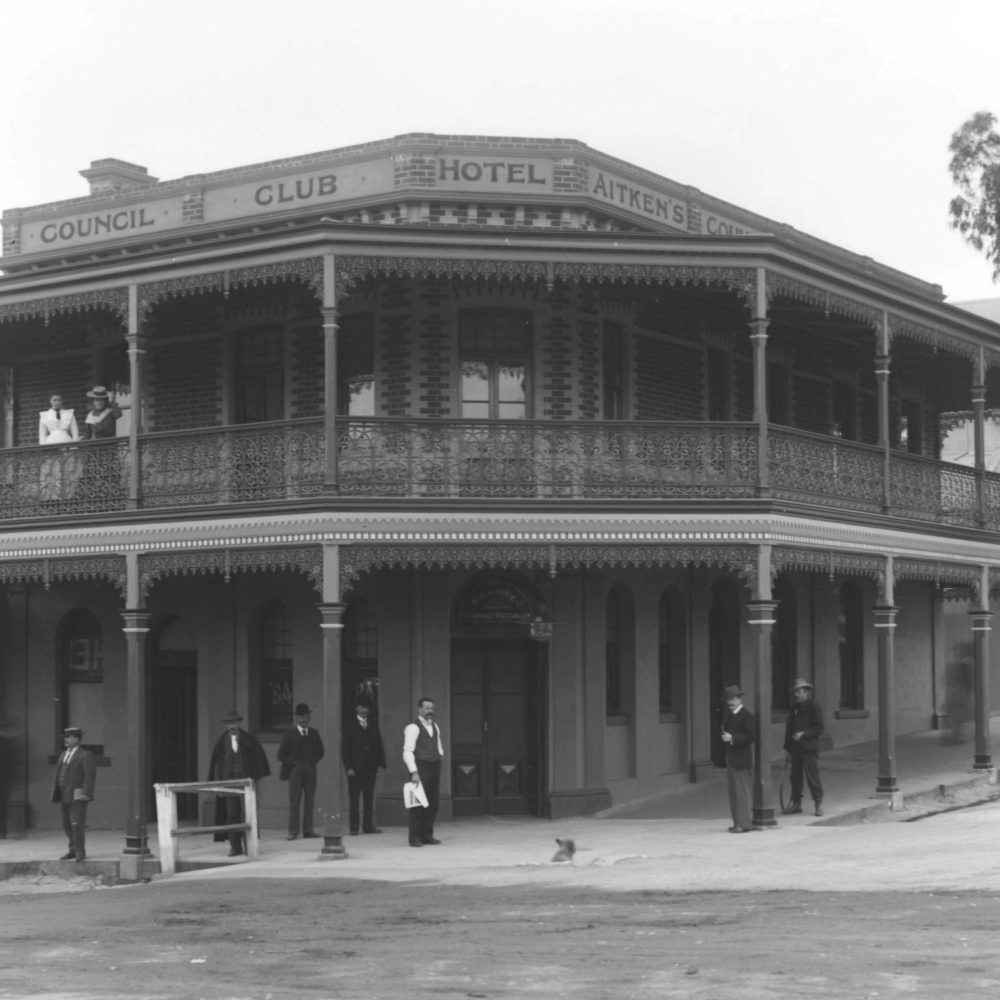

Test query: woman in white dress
[38,394,80,444]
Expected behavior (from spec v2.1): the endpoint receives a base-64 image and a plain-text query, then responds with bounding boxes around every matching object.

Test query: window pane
[498,364,525,403]
[462,361,490,401]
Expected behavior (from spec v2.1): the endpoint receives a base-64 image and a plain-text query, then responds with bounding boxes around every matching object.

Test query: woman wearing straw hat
[81,386,122,440]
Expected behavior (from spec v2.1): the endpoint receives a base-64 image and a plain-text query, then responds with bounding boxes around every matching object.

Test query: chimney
[79,159,158,195]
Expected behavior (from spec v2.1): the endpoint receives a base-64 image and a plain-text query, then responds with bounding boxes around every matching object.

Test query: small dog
[551,838,576,863]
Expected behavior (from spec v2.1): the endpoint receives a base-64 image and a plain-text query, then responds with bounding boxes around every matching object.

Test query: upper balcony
[1,417,995,533]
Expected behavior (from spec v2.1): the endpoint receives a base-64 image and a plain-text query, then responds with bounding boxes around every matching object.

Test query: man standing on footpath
[402,697,444,847]
[208,709,271,856]
[783,678,825,817]
[341,700,387,835]
[51,725,96,861]
[720,685,755,833]
[278,703,325,840]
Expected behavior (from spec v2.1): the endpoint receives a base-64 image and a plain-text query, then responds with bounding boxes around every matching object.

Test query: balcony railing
[0,418,995,531]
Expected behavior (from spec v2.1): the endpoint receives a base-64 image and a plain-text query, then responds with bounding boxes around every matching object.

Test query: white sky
[3,0,999,303]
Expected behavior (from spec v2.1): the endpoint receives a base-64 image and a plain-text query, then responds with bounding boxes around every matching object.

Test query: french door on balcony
[451,638,544,816]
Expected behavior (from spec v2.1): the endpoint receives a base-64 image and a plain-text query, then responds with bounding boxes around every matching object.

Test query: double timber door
[451,638,544,816]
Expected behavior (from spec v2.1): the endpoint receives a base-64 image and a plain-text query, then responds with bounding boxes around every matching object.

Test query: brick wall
[290,320,323,419]
[417,280,452,418]
[381,282,414,417]
[634,335,703,420]
[148,337,222,430]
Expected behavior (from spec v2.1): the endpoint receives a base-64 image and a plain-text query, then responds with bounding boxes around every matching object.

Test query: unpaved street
[2,877,1000,999]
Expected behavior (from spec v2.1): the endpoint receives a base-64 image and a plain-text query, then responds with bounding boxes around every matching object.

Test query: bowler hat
[86,385,111,399]
[294,703,311,716]
[722,685,743,699]
[222,709,243,723]
[792,677,813,691]
[63,726,83,737]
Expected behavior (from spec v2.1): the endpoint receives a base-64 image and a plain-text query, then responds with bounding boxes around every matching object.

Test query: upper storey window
[338,313,375,416]
[459,310,530,420]
[234,326,284,423]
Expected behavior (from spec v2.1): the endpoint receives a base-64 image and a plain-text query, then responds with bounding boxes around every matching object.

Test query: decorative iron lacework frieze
[894,558,981,598]
[340,543,758,590]
[140,546,323,599]
[0,556,127,594]
[766,273,881,329]
[771,547,885,588]
[333,256,757,309]
[888,314,978,362]
[138,258,325,320]
[0,287,129,326]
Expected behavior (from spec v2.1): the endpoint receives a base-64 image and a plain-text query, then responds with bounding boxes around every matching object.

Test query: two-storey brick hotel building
[2,134,999,861]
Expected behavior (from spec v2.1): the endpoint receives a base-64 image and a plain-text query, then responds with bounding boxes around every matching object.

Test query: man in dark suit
[50,726,96,861]
[783,677,825,817]
[207,709,270,856]
[277,703,325,840]
[341,700,387,835]
[720,685,755,833]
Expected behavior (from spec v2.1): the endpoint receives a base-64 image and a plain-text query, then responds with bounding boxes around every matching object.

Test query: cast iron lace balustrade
[0,418,995,522]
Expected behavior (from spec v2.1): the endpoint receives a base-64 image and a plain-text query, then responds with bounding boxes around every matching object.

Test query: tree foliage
[949,110,1000,282]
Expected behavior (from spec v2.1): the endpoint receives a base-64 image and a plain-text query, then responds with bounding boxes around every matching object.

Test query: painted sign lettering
[40,207,158,244]
[254,173,337,207]
[437,159,548,186]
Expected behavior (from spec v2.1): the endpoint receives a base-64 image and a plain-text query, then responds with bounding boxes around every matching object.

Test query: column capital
[120,608,151,632]
[872,605,899,628]
[969,609,994,631]
[748,317,770,337]
[746,599,778,625]
[318,601,347,628]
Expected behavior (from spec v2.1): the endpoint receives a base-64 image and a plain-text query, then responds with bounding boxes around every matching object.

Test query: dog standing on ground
[551,838,576,862]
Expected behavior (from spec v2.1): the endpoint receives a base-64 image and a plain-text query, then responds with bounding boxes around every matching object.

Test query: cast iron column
[126,283,146,508]
[873,605,899,795]
[970,609,993,769]
[874,347,891,513]
[972,356,986,527]
[120,608,152,875]
[318,601,347,858]
[748,599,779,829]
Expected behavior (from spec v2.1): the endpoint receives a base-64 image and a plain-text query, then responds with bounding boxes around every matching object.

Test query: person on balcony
[81,386,122,440]
[38,393,79,444]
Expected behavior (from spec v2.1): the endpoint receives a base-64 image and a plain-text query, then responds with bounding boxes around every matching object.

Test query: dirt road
[2,877,1000,999]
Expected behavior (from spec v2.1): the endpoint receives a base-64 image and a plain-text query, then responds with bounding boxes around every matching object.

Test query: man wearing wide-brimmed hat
[50,726,96,861]
[782,678,825,816]
[207,709,271,856]
[719,685,755,833]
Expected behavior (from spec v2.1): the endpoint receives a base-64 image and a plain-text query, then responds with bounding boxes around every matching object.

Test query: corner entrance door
[151,649,198,821]
[451,638,543,816]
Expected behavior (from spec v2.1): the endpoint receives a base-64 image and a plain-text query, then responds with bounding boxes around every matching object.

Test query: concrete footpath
[3,720,1000,895]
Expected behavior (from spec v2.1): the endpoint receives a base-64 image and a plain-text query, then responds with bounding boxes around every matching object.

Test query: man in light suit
[50,726,96,861]
[277,703,325,840]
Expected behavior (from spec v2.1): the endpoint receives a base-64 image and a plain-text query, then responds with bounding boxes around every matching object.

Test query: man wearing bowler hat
[51,726,96,861]
[207,709,270,856]
[720,685,755,833]
[783,678,825,816]
[277,703,325,840]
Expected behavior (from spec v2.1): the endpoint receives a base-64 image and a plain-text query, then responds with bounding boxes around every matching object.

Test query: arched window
[258,600,293,731]
[344,599,379,718]
[58,609,104,753]
[839,583,865,709]
[658,587,686,714]
[605,584,635,719]
[771,576,797,710]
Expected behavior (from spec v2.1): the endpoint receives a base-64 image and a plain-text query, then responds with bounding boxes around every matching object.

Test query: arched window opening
[258,600,294,731]
[58,609,104,753]
[838,583,864,710]
[771,576,797,710]
[344,599,380,719]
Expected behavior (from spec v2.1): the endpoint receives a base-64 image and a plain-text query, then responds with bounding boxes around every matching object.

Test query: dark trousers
[347,768,378,833]
[726,765,752,830]
[60,800,88,858]
[221,792,246,853]
[408,758,441,843]
[789,748,823,803]
[287,764,317,836]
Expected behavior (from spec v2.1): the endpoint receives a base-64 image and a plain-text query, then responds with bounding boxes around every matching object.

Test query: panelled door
[150,649,199,820]
[451,638,542,816]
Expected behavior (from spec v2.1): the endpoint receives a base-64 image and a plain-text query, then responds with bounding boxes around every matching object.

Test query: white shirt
[402,718,443,773]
